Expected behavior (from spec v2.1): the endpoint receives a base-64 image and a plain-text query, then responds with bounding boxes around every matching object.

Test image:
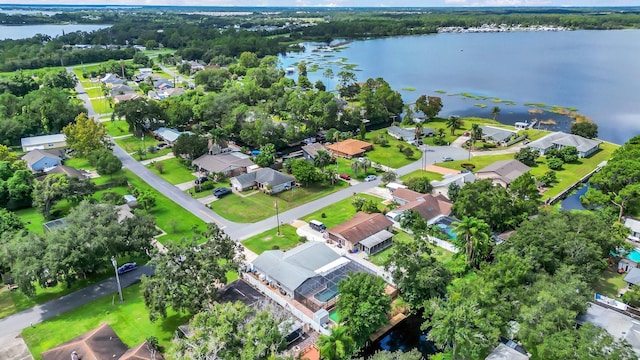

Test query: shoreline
[438,24,570,33]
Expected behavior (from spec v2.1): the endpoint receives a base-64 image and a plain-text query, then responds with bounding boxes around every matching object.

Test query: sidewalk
[140,152,175,165]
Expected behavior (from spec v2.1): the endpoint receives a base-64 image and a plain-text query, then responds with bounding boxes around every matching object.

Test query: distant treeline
[2,8,640,72]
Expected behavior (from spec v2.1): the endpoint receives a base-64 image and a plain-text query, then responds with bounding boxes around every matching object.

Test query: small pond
[359,314,438,358]
[560,183,590,211]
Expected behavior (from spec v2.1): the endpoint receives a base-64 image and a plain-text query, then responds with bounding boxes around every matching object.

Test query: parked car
[117,262,137,275]
[364,175,377,182]
[339,174,351,180]
[195,176,209,185]
[213,187,232,198]
[157,143,168,149]
[442,156,454,162]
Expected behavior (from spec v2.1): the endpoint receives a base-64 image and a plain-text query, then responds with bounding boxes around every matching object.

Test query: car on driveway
[339,174,351,180]
[195,176,209,185]
[117,262,137,275]
[364,175,377,182]
[442,156,454,162]
[213,187,232,198]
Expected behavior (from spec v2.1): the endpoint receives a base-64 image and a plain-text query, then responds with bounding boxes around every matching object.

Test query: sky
[3,0,640,7]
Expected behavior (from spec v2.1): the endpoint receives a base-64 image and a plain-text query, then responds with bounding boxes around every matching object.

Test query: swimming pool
[436,223,457,240]
[314,286,338,303]
[628,249,640,262]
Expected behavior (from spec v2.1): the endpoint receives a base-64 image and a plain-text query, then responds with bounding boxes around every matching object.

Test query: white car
[364,175,377,182]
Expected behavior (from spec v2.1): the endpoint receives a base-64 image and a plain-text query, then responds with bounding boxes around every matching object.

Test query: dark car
[213,187,232,198]
[339,174,351,180]
[195,176,209,185]
[117,262,137,275]
[157,143,168,149]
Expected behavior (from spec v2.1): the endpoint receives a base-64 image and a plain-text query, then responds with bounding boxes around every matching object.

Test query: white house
[21,134,66,152]
[431,172,476,199]
[625,218,640,243]
[527,132,601,158]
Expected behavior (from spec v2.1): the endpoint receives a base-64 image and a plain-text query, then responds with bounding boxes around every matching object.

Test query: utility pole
[111,257,124,302]
[275,200,281,236]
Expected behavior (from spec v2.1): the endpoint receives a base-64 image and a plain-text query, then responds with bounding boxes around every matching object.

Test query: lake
[0,24,111,40]
[281,30,640,145]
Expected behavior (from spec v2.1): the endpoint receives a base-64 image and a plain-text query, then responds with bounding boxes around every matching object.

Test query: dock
[369,313,407,342]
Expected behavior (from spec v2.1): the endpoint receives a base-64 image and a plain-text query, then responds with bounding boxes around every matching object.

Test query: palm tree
[314,150,332,170]
[491,106,501,120]
[446,115,463,136]
[324,167,338,185]
[318,326,355,360]
[359,158,372,174]
[452,216,491,269]
[437,128,446,138]
[471,123,483,141]
[350,158,361,177]
[414,121,424,140]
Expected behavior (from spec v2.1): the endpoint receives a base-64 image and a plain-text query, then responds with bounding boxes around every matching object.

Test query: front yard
[210,181,349,223]
[104,119,131,137]
[399,170,444,183]
[146,157,196,185]
[242,225,302,255]
[364,129,422,169]
[301,194,386,228]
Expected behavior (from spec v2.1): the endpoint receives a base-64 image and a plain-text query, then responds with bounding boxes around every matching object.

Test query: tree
[448,182,461,202]
[112,97,164,136]
[88,149,122,176]
[446,115,462,136]
[538,170,557,187]
[323,68,335,91]
[514,147,539,167]
[6,169,34,210]
[559,146,579,163]
[452,216,492,269]
[491,106,500,120]
[63,113,111,157]
[291,159,323,185]
[32,174,70,219]
[141,224,244,321]
[194,68,232,92]
[356,350,424,360]
[337,272,391,346]
[547,156,564,170]
[380,171,397,184]
[136,190,157,213]
[384,235,451,311]
[570,121,598,139]
[254,143,277,168]
[314,150,332,170]
[172,133,209,160]
[402,146,414,158]
[0,208,24,234]
[171,301,288,360]
[350,158,361,177]
[452,179,519,231]
[318,326,355,360]
[404,177,433,194]
[537,323,636,360]
[41,69,77,89]
[415,95,443,120]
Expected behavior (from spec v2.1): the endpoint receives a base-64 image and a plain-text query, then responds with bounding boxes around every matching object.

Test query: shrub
[299,236,308,243]
[482,143,497,149]
[272,245,280,250]
[321,212,327,218]
[547,157,564,170]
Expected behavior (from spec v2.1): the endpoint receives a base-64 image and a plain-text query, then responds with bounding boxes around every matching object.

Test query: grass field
[13,207,46,235]
[64,156,94,171]
[104,120,130,137]
[90,98,113,115]
[21,283,189,358]
[301,194,384,228]
[364,129,421,169]
[334,158,379,180]
[368,231,455,267]
[242,225,302,255]
[399,170,444,182]
[146,157,196,185]
[593,270,627,298]
[211,181,349,223]
[115,135,162,154]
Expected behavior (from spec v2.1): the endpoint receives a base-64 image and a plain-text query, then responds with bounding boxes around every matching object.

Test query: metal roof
[21,134,66,147]
[359,230,394,248]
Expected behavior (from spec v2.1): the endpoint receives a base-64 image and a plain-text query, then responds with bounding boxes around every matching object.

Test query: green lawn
[242,225,302,255]
[364,129,421,169]
[21,284,189,358]
[399,170,444,182]
[333,158,379,180]
[146,157,196,185]
[437,153,515,172]
[115,135,162,154]
[104,120,131,137]
[211,181,349,223]
[64,156,94,171]
[593,270,628,298]
[85,86,103,98]
[13,207,46,235]
[90,98,113,115]
[124,170,207,243]
[301,194,385,228]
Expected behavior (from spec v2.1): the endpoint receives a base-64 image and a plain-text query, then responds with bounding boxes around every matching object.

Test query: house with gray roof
[44,165,86,179]
[624,267,640,287]
[192,153,255,177]
[527,131,601,158]
[431,172,476,199]
[302,142,327,161]
[100,73,124,86]
[476,160,531,188]
[480,126,517,144]
[153,127,190,144]
[21,134,66,152]
[577,302,640,357]
[387,125,435,142]
[231,168,295,194]
[22,149,62,171]
[110,84,135,98]
[485,342,530,360]
[625,217,640,242]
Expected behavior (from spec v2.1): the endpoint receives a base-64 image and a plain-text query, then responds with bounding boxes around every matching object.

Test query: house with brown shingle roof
[41,323,163,360]
[475,159,531,188]
[327,212,394,255]
[387,189,453,224]
[325,139,372,159]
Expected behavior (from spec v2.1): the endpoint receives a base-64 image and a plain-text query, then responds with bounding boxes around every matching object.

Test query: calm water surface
[0,24,110,40]
[282,30,640,144]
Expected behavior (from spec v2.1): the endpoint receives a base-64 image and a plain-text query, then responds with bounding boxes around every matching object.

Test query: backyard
[210,181,349,223]
[21,284,190,358]
[593,269,628,298]
[363,129,422,169]
[367,230,454,267]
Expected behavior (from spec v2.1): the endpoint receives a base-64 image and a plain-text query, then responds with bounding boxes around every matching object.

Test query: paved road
[0,266,153,338]
[68,67,97,118]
